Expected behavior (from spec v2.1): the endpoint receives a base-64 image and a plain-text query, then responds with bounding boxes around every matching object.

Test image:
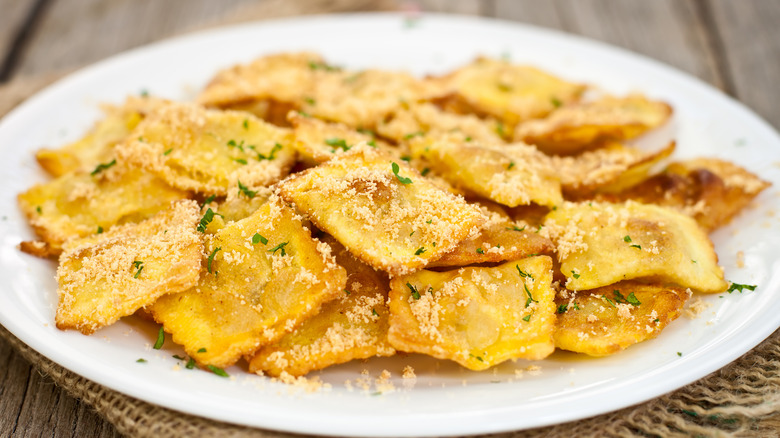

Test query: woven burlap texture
[2,1,780,436]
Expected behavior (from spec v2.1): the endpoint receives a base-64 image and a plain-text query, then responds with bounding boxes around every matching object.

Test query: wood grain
[707,0,780,129]
[0,0,37,80]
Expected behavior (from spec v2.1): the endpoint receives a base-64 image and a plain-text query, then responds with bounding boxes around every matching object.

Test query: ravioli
[376,103,504,144]
[279,144,485,275]
[515,94,672,155]
[388,257,556,370]
[18,161,188,255]
[596,158,771,231]
[35,96,166,177]
[150,197,347,368]
[554,281,689,356]
[543,201,727,293]
[115,102,295,195]
[55,200,203,334]
[249,237,395,376]
[409,135,562,207]
[434,57,586,126]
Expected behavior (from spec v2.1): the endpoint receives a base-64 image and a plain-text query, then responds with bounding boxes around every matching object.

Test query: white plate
[1,13,779,437]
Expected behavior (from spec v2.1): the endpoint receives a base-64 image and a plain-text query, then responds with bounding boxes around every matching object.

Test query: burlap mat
[2,2,780,436]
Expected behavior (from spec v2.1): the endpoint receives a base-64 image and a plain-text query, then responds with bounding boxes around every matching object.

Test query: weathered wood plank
[495,0,722,87]
[708,0,780,129]
[0,0,37,80]
[0,337,30,437]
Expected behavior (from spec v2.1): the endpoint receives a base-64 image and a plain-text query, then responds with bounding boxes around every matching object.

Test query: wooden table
[0,1,777,436]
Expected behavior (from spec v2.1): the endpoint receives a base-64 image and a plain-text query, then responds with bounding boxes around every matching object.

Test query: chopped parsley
[304,97,316,105]
[257,143,283,160]
[522,314,532,322]
[507,161,515,170]
[630,244,642,250]
[172,354,186,361]
[421,167,431,176]
[392,162,413,184]
[251,233,268,245]
[132,260,144,279]
[653,318,660,323]
[197,208,220,233]
[97,226,103,234]
[325,137,350,151]
[571,270,580,279]
[185,358,196,369]
[197,348,207,353]
[469,353,484,362]
[242,119,249,130]
[367,140,377,148]
[344,289,351,296]
[233,158,248,165]
[464,136,472,142]
[403,131,424,140]
[136,358,147,363]
[268,241,289,256]
[153,326,165,350]
[207,365,229,377]
[407,282,421,300]
[516,266,534,280]
[495,121,506,137]
[372,308,379,317]
[91,159,117,176]
[163,148,173,156]
[237,180,256,199]
[207,247,221,274]
[551,97,562,108]
[308,60,339,72]
[201,194,216,208]
[400,155,411,162]
[623,235,632,243]
[677,352,683,357]
[357,128,376,137]
[414,246,426,255]
[506,225,526,232]
[523,283,537,308]
[36,206,42,214]
[557,304,568,314]
[476,248,484,254]
[227,139,245,152]
[426,219,433,224]
[601,295,616,308]
[727,282,757,293]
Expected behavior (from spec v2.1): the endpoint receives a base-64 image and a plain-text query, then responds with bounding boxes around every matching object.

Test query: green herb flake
[97,226,103,234]
[207,365,229,377]
[344,289,351,296]
[242,119,249,130]
[407,282,421,300]
[132,260,144,279]
[325,137,350,152]
[469,353,484,362]
[677,352,683,357]
[153,326,165,350]
[522,281,537,308]
[522,314,532,322]
[163,148,173,156]
[237,180,257,199]
[464,136,472,142]
[197,208,220,233]
[516,267,534,280]
[372,308,379,317]
[414,247,426,256]
[304,97,316,105]
[227,139,245,152]
[426,219,433,224]
[727,282,757,293]
[257,143,283,161]
[391,162,413,184]
[623,235,632,243]
[495,121,506,137]
[308,61,339,72]
[172,354,186,360]
[36,206,42,214]
[207,247,221,274]
[252,233,268,245]
[91,159,117,176]
[557,304,568,314]
[409,231,415,237]
[551,97,562,108]
[506,225,526,232]
[626,292,641,306]
[367,140,377,148]
[268,241,289,257]
[136,358,147,363]
[653,318,660,323]
[476,248,484,254]
[601,295,616,308]
[197,348,207,353]
[185,358,196,369]
[403,131,424,140]
[421,167,431,176]
[400,155,411,162]
[507,161,515,170]
[571,270,580,279]
[233,158,248,165]
[201,195,216,208]
[630,244,642,250]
